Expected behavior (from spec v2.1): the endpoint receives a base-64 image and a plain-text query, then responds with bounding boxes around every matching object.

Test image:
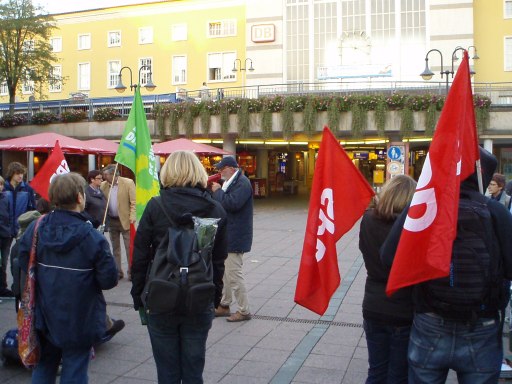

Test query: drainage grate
[251,314,363,328]
[106,302,363,328]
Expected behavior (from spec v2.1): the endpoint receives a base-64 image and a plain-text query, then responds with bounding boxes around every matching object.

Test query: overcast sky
[35,0,157,14]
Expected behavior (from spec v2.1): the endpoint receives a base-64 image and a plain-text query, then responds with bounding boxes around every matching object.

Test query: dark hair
[36,198,53,214]
[492,173,506,189]
[48,173,86,210]
[6,162,26,180]
[87,169,101,183]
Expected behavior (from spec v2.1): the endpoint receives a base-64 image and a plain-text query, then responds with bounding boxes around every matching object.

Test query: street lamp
[232,58,254,96]
[115,65,156,93]
[420,46,477,93]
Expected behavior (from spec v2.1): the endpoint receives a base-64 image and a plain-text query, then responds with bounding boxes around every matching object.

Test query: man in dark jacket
[211,156,253,322]
[381,147,512,383]
[2,162,36,297]
[18,173,118,383]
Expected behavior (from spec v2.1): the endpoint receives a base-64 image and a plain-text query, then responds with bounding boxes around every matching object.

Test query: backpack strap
[153,197,176,227]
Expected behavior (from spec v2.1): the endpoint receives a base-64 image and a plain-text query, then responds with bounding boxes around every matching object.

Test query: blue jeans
[31,333,91,384]
[363,319,410,384]
[408,312,502,384]
[147,308,214,384]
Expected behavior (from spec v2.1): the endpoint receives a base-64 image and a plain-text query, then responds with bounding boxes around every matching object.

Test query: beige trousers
[220,252,250,315]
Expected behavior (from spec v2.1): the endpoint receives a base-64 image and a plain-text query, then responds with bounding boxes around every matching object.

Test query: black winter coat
[359,209,413,325]
[130,187,228,310]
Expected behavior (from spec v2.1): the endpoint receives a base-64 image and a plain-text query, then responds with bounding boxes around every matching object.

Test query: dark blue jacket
[0,192,11,238]
[4,180,36,237]
[18,210,118,349]
[212,170,253,253]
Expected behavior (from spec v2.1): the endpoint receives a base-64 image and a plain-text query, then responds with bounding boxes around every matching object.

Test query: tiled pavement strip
[0,193,467,383]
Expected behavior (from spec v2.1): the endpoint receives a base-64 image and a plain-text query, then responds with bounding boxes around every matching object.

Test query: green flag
[115,86,160,220]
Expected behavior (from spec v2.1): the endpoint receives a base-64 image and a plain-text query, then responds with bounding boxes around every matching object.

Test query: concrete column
[483,139,493,154]
[27,151,34,181]
[223,135,236,157]
[256,148,268,179]
[88,154,96,171]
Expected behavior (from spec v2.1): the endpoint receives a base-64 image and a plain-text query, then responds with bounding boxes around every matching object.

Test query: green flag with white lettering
[115,86,160,220]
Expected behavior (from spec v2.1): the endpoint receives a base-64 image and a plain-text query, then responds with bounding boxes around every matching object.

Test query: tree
[0,0,58,112]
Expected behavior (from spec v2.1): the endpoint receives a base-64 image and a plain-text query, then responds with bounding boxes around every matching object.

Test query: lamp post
[420,46,478,93]
[232,58,254,97]
[114,65,156,93]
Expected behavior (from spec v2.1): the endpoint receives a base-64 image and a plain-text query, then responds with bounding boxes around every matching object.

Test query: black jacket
[130,187,228,309]
[84,185,107,228]
[359,209,413,325]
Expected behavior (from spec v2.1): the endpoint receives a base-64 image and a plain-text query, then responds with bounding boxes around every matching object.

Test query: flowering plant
[93,107,121,121]
[61,109,87,123]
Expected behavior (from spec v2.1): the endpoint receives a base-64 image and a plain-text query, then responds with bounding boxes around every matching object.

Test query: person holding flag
[381,51,512,382]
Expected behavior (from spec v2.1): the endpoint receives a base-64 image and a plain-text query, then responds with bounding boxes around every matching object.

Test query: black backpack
[423,194,508,321]
[141,197,218,315]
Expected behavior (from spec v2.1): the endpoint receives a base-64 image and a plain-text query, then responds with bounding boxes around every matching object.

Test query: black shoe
[106,319,125,337]
[0,288,14,298]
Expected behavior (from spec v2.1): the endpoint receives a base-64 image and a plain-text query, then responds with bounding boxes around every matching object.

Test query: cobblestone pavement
[0,193,475,383]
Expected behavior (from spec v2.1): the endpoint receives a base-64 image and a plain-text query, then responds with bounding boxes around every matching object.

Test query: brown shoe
[226,311,251,322]
[214,305,230,317]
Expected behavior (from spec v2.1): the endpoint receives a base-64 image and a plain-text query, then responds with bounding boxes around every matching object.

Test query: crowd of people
[4,146,512,383]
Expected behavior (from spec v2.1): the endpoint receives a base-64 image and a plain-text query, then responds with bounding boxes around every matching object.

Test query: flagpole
[101,162,119,231]
[476,159,484,194]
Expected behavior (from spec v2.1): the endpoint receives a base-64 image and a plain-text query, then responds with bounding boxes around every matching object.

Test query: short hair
[36,198,53,214]
[0,176,4,185]
[375,175,417,221]
[48,173,86,210]
[6,162,26,180]
[492,173,506,189]
[102,164,119,176]
[87,169,101,183]
[160,151,207,189]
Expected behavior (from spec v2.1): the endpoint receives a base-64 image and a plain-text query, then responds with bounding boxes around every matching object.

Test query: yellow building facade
[1,0,248,102]
[473,0,512,83]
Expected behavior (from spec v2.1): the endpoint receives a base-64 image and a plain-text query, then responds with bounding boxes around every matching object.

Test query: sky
[34,0,157,14]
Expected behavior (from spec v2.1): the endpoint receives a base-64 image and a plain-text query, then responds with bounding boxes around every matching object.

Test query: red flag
[30,140,70,201]
[129,222,136,269]
[386,51,479,296]
[294,127,375,315]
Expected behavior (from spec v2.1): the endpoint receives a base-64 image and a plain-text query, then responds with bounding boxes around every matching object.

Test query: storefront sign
[251,24,275,43]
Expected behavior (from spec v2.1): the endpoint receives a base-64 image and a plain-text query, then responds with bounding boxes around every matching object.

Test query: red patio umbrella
[152,138,231,156]
[0,132,95,154]
[82,138,119,155]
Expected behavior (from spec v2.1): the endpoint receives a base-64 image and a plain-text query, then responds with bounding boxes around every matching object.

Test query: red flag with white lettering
[30,140,70,201]
[294,127,375,315]
[386,51,479,296]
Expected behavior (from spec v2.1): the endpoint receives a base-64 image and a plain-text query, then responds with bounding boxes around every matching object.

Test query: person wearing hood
[18,173,118,383]
[131,151,227,384]
[380,147,512,383]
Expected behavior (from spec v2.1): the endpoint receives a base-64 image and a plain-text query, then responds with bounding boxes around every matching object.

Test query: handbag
[17,216,44,369]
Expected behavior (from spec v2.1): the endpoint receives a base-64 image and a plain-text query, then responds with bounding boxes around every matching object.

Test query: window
[506,37,512,71]
[108,31,121,47]
[78,34,91,50]
[172,24,187,41]
[49,65,62,92]
[50,37,62,52]
[139,27,153,44]
[0,81,7,96]
[139,57,153,85]
[22,40,35,52]
[78,63,91,90]
[207,52,236,81]
[208,19,236,38]
[22,71,34,94]
[108,60,121,88]
[172,55,187,84]
[506,0,512,18]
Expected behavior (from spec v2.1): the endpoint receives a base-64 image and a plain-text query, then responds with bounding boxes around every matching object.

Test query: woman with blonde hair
[131,150,227,383]
[359,174,417,384]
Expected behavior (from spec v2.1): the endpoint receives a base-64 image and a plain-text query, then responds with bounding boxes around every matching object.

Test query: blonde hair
[375,175,417,221]
[160,151,208,188]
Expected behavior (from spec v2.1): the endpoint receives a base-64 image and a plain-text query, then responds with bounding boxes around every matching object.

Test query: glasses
[94,177,103,180]
[489,182,498,186]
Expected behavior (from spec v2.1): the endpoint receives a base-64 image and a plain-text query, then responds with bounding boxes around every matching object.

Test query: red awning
[152,138,231,156]
[0,133,110,154]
